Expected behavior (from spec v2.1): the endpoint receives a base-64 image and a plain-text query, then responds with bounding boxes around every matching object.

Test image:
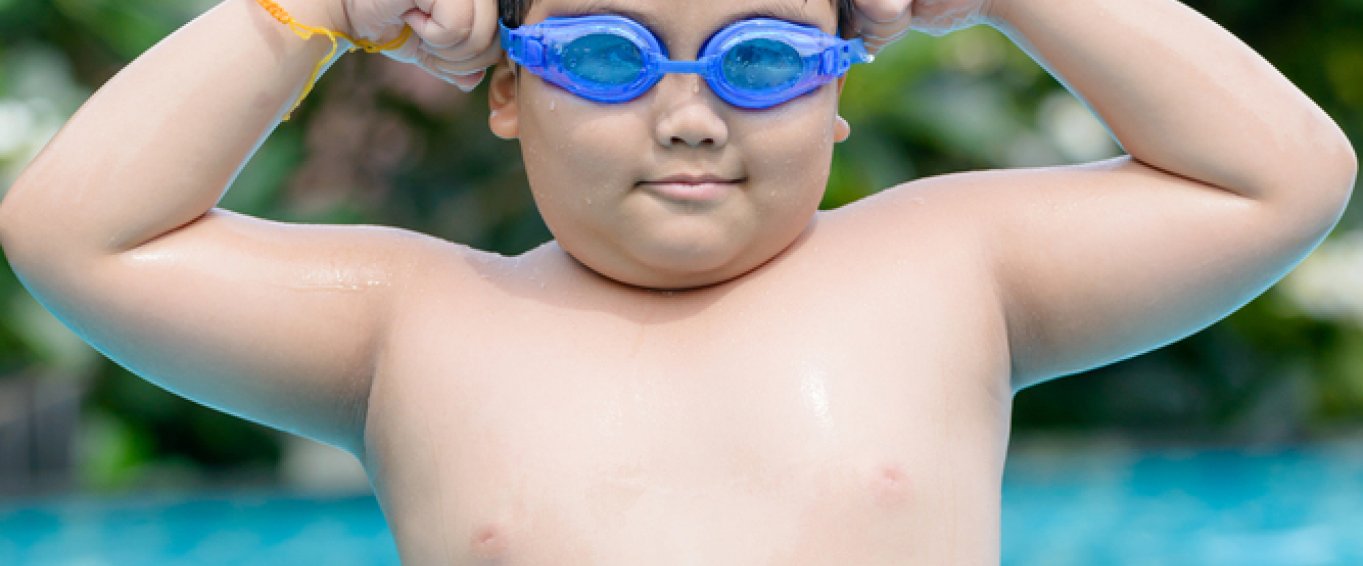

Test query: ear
[488,58,520,140]
[833,76,851,143]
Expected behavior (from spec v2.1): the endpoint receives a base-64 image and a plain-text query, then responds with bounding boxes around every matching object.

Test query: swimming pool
[1001,439,1363,565]
[2,440,1361,565]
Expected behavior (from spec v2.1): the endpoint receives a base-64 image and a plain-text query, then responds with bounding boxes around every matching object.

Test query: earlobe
[488,61,520,140]
[834,114,851,143]
[833,76,851,142]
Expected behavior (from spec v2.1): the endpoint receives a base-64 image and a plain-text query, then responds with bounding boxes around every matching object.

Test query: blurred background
[0,0,1360,563]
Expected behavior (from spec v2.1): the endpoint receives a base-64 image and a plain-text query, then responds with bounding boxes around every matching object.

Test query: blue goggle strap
[500,19,543,67]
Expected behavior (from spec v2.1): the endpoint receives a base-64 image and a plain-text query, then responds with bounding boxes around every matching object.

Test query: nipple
[471,524,508,558]
[870,464,911,507]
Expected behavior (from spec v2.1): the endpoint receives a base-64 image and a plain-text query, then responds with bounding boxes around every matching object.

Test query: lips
[644,174,742,185]
[638,173,745,202]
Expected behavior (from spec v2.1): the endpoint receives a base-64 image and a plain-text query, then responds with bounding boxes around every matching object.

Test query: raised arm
[0,0,501,455]
[852,0,1357,389]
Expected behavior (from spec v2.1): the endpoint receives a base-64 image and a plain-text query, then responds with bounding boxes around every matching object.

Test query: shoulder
[817,168,1015,259]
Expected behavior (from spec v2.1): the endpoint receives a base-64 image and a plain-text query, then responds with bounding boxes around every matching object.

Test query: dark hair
[498,0,858,37]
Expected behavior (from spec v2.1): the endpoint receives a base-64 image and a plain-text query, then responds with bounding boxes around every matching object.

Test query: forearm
[987,0,1356,201]
[0,0,347,255]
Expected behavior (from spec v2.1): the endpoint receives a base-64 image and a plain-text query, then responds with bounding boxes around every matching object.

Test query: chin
[590,242,751,290]
[550,212,818,290]
[565,229,802,291]
[613,265,751,291]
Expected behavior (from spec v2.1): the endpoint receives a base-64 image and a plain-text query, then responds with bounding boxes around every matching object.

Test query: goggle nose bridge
[654,58,712,75]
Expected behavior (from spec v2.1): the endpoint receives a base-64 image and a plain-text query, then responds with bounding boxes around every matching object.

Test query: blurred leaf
[51,0,200,60]
[7,292,100,376]
[76,410,155,491]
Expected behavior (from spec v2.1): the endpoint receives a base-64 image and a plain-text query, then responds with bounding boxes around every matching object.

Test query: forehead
[527,0,839,35]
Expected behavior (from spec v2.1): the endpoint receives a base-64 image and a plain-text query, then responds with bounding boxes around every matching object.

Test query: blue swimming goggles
[499,15,872,109]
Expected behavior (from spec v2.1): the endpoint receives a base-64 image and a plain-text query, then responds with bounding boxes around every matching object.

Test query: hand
[342,0,502,91]
[852,0,998,53]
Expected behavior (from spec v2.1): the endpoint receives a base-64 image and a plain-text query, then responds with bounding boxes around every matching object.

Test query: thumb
[852,0,914,54]
[855,0,912,23]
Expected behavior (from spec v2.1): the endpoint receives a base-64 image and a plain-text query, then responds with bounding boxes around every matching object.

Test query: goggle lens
[562,34,646,87]
[721,38,804,92]
[501,16,870,108]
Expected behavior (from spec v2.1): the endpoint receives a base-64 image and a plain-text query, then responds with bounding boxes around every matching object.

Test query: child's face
[489,0,850,290]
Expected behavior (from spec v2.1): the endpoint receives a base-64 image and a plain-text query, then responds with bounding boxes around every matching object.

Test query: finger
[856,0,912,22]
[403,7,471,50]
[413,61,477,90]
[420,46,501,78]
[860,20,913,54]
[349,0,415,44]
[382,26,424,64]
[450,69,487,92]
[436,69,486,92]
[416,53,487,92]
[421,0,500,62]
[383,4,501,77]
[425,41,505,69]
[403,0,490,52]
[853,0,914,54]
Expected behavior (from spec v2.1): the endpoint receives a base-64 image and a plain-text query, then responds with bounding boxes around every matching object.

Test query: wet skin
[360,1,1004,561]
[364,206,1012,563]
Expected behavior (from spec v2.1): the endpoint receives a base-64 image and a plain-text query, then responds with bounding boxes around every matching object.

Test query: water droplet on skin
[692,82,701,94]
[585,197,593,206]
[548,100,557,111]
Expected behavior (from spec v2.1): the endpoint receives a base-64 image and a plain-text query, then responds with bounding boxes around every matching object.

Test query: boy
[0,0,1355,562]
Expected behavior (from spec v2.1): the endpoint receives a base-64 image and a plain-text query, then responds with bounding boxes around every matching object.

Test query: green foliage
[0,0,1360,487]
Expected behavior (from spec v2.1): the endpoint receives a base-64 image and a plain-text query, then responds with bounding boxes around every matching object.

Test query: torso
[363,208,1015,564]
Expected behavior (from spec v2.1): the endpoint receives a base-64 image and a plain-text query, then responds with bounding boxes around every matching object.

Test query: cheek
[519,91,649,205]
[742,104,838,210]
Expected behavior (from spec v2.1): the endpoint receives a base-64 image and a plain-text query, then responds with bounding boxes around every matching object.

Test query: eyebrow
[726,3,824,30]
[552,0,666,31]
[551,0,825,37]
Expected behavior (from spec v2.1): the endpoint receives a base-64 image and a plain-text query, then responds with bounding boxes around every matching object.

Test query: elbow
[1277,130,1357,241]
[1317,134,1357,230]
[1323,120,1356,204]
[0,178,58,273]
[0,191,31,277]
[0,176,37,258]
[1337,136,1359,207]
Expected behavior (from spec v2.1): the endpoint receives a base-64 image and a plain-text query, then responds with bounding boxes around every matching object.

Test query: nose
[652,74,729,149]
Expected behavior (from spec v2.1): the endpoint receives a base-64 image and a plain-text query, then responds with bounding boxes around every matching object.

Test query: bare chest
[364,264,1012,564]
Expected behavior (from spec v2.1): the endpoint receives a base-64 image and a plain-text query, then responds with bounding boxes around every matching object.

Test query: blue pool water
[1001,440,1363,565]
[2,441,1361,565]
[0,491,398,565]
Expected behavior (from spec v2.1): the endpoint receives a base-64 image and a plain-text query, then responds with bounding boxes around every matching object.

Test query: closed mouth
[636,175,746,202]
[639,174,745,185]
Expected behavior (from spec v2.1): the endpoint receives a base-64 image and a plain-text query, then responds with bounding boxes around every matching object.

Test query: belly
[379,447,1003,564]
